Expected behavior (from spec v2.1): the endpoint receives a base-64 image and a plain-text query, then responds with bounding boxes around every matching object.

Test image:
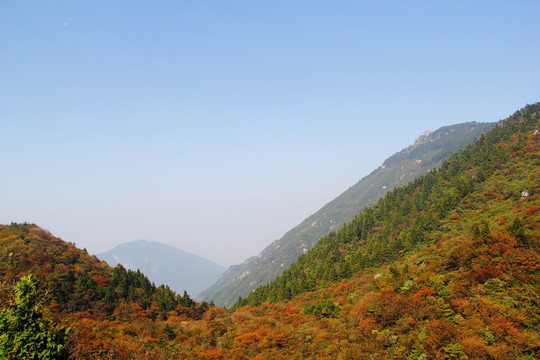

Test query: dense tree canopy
[235,103,540,309]
[0,274,69,360]
[0,103,538,359]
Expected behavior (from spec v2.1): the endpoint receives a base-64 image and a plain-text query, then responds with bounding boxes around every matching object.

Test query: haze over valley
[2,2,538,267]
[1,1,539,359]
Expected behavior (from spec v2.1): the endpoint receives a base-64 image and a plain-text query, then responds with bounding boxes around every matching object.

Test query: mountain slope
[1,104,537,359]
[236,103,540,308]
[0,224,201,315]
[202,121,495,307]
[221,103,540,359]
[0,223,219,358]
[97,240,226,297]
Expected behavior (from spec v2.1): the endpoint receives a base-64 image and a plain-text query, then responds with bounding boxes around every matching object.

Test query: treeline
[48,263,195,314]
[0,223,201,318]
[235,103,540,308]
[1,104,538,359]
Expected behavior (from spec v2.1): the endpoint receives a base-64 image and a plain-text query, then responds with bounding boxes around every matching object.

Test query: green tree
[0,274,69,360]
[508,217,527,244]
[163,323,176,340]
[178,290,194,309]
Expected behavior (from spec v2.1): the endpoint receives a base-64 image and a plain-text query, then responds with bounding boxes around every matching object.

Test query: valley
[1,104,538,359]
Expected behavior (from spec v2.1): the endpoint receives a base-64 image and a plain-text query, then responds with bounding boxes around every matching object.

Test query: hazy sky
[1,1,539,266]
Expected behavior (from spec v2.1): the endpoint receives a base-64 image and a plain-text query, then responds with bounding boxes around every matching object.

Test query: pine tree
[0,273,70,360]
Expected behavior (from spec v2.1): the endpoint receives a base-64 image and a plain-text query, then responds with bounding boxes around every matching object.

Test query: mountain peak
[414,129,434,145]
[98,240,226,297]
[200,121,496,307]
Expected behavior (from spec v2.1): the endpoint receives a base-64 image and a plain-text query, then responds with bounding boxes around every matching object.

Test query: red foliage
[92,275,109,287]
[367,290,410,326]
[285,305,299,316]
[42,264,53,273]
[412,287,436,302]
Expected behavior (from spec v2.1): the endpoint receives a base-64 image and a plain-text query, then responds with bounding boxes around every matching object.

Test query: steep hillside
[219,103,540,359]
[236,103,540,308]
[1,104,537,359]
[98,240,226,297]
[0,224,205,315]
[202,122,495,307]
[0,223,215,358]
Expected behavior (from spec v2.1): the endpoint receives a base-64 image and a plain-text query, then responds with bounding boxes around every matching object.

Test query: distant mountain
[0,223,215,358]
[200,121,495,307]
[97,240,226,297]
[0,224,205,316]
[1,104,536,359]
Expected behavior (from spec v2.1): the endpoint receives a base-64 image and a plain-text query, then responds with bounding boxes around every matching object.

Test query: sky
[1,1,539,266]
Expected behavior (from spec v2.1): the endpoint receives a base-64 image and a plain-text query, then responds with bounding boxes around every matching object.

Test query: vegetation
[0,103,538,359]
[0,222,207,358]
[235,105,538,308]
[202,121,495,307]
[0,273,69,360]
[97,240,226,296]
[0,223,198,316]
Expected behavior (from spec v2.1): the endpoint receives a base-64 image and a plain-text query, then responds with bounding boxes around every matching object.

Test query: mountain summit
[98,240,226,297]
[201,121,495,307]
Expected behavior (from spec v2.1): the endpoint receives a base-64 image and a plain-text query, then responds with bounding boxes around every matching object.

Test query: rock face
[199,121,495,307]
[98,240,226,298]
[414,129,434,145]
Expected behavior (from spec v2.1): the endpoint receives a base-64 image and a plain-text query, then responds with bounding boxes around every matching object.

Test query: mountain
[229,104,540,359]
[236,103,540,309]
[1,103,538,359]
[0,224,201,315]
[97,240,226,298]
[0,223,217,358]
[201,121,495,307]
[219,103,540,359]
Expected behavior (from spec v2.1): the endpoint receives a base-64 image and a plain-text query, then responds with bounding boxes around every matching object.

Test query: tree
[0,273,69,360]
[508,217,526,244]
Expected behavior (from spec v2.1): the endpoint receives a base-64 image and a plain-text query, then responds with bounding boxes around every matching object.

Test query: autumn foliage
[1,103,539,359]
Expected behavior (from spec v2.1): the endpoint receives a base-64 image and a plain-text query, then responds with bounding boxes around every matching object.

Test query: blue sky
[1,1,539,266]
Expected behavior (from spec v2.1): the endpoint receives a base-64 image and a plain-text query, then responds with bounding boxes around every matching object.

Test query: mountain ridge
[201,121,495,307]
[235,103,540,309]
[1,103,537,359]
[97,240,226,297]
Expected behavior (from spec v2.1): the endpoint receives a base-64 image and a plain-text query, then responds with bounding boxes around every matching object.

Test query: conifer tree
[0,274,69,360]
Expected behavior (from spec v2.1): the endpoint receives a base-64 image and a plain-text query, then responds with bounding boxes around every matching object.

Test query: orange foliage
[202,347,226,359]
[2,114,540,360]
[355,318,379,337]
[42,264,53,272]
[449,298,471,314]
[412,287,436,303]
[234,331,261,349]
[526,205,539,215]
[285,305,300,316]
[423,320,457,354]
[450,213,461,222]
[491,314,519,338]
[92,275,109,287]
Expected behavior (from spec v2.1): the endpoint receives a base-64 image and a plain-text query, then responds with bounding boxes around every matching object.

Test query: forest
[1,103,539,359]
[202,121,496,308]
